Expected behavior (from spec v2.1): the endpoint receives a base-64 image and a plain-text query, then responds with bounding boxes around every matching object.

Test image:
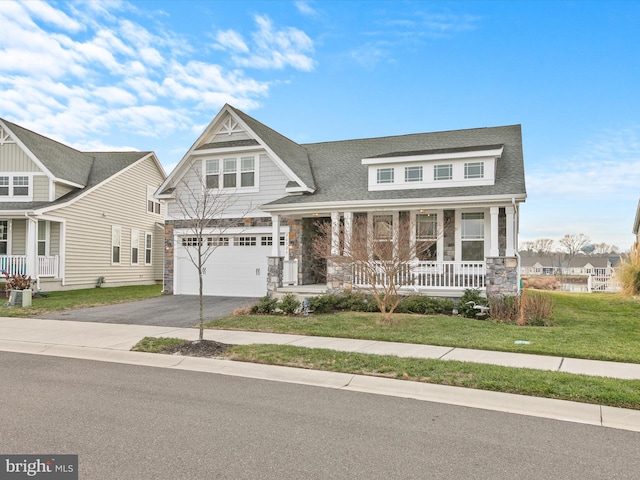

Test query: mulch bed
[163,340,235,358]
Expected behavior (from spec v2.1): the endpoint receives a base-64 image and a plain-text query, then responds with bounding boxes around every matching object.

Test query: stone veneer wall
[326,257,353,293]
[267,256,283,294]
[485,257,519,297]
[163,223,174,294]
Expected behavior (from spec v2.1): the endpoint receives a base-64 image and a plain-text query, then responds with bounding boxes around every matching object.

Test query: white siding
[55,183,75,200]
[51,157,165,288]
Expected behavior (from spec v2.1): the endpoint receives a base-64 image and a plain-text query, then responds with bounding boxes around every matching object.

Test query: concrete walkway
[1,316,639,432]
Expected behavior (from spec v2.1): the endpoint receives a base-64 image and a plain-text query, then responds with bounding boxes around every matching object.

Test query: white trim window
[464,162,484,179]
[206,155,257,190]
[434,164,452,181]
[131,229,140,265]
[405,166,423,183]
[37,220,49,256]
[461,212,484,261]
[376,168,394,184]
[147,186,161,214]
[111,226,122,265]
[145,232,152,265]
[0,175,30,198]
[415,213,437,260]
[0,220,8,255]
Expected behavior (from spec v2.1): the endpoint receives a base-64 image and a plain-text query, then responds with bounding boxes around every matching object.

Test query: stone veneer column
[326,257,353,294]
[163,223,174,295]
[267,256,284,295]
[485,257,519,297]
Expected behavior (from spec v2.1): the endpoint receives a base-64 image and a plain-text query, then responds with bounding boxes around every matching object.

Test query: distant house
[520,254,619,276]
[0,118,166,291]
[158,104,527,298]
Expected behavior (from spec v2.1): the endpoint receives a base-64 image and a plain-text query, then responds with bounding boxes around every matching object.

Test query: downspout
[512,198,522,294]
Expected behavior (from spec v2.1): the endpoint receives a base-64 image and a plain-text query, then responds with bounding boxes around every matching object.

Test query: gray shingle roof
[228,106,316,191]
[0,118,153,211]
[262,123,525,207]
[1,118,93,186]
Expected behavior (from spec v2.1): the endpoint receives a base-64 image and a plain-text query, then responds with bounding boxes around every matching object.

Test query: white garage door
[174,233,282,297]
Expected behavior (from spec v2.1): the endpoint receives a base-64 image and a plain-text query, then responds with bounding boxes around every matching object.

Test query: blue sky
[1,0,638,251]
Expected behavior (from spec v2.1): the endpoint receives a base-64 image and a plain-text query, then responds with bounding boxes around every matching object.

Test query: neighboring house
[520,254,619,276]
[0,118,166,291]
[158,104,527,298]
[519,256,560,275]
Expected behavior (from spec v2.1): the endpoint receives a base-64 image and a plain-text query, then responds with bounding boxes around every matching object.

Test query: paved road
[2,352,638,480]
[38,295,258,327]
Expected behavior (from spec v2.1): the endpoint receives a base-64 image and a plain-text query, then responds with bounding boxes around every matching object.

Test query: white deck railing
[353,261,486,290]
[0,255,59,278]
[587,274,621,293]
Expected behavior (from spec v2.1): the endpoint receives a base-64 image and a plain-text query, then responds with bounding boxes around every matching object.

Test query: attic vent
[219,117,243,136]
[0,126,15,145]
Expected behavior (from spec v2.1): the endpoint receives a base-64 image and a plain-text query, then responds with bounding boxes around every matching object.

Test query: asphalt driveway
[38,295,259,327]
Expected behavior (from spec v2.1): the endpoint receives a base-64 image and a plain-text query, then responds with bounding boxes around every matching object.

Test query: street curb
[1,339,639,433]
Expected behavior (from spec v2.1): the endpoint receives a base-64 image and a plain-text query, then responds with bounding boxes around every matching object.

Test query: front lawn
[206,292,640,363]
[0,285,163,317]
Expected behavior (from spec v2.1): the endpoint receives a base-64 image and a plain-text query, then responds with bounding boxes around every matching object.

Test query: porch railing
[353,261,486,290]
[0,255,59,278]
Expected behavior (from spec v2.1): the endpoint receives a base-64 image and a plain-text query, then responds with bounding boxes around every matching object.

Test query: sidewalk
[1,316,639,432]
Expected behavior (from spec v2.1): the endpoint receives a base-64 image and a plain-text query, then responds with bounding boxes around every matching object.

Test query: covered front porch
[0,217,62,285]
[268,204,520,298]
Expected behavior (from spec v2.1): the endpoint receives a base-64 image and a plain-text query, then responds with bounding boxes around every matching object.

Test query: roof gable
[0,118,93,187]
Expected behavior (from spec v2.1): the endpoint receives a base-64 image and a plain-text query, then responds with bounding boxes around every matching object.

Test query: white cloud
[295,1,319,17]
[215,14,316,71]
[0,1,315,158]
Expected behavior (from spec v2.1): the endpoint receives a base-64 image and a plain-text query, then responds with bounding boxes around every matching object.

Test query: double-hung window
[207,156,257,190]
[131,230,139,265]
[223,158,237,188]
[241,156,255,187]
[415,213,437,260]
[145,233,152,265]
[373,214,393,260]
[112,226,121,265]
[461,212,484,261]
[0,175,29,197]
[206,159,220,189]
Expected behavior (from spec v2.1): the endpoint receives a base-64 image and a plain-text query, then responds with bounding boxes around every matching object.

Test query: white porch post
[343,211,352,256]
[505,206,516,257]
[271,214,281,257]
[25,216,37,278]
[489,207,500,257]
[331,211,340,256]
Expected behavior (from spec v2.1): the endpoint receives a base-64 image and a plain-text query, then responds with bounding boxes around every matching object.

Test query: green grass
[223,344,640,410]
[206,292,640,363]
[132,336,188,353]
[1,284,163,317]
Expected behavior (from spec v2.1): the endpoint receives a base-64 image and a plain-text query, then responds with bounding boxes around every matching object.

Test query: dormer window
[405,166,423,182]
[464,162,484,179]
[434,164,452,181]
[376,168,394,184]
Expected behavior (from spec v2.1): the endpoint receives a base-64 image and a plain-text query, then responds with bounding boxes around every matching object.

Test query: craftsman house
[0,118,166,291]
[158,104,527,298]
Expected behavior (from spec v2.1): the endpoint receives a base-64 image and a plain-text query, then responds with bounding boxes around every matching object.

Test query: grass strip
[206,292,640,364]
[222,344,640,410]
[131,336,188,353]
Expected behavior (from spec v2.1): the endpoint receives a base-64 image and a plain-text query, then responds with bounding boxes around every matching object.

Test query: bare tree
[520,238,554,256]
[312,213,443,324]
[593,242,619,255]
[170,169,250,340]
[558,233,590,268]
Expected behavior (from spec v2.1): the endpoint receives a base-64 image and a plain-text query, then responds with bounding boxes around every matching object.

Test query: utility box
[8,289,32,307]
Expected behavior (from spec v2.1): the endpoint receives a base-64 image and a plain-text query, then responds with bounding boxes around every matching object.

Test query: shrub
[251,295,279,314]
[2,272,32,297]
[398,296,455,314]
[616,246,640,296]
[519,290,554,326]
[457,289,488,318]
[488,295,521,323]
[278,293,301,315]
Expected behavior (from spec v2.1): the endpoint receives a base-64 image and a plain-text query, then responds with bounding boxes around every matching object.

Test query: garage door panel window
[208,236,230,246]
[237,236,257,246]
[261,236,286,246]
